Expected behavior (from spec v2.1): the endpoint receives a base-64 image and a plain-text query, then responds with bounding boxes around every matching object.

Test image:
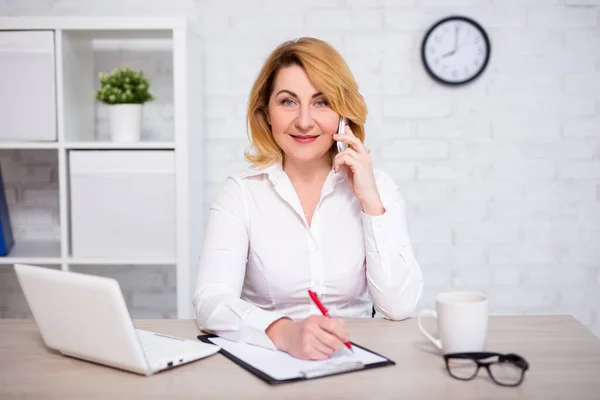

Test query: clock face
[421,16,491,85]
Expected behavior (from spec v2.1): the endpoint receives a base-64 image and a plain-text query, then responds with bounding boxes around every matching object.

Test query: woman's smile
[290,134,320,143]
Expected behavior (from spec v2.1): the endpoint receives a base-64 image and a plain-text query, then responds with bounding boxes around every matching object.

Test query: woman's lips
[291,135,319,143]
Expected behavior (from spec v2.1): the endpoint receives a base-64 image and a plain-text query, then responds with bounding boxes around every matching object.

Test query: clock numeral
[429,46,436,54]
[434,58,440,65]
[452,70,458,77]
[478,47,484,55]
[435,35,442,43]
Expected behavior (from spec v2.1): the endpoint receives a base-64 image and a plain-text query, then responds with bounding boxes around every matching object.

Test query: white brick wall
[0,0,598,338]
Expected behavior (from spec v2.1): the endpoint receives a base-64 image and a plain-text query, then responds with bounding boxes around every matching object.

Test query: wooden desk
[0,316,599,399]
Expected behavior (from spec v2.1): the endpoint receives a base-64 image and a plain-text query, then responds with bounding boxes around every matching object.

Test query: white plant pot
[108,104,142,142]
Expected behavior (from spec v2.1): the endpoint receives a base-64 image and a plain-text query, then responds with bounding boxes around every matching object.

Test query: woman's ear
[265,109,271,126]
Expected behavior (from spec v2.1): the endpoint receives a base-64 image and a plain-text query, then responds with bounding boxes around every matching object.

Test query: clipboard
[198,334,395,385]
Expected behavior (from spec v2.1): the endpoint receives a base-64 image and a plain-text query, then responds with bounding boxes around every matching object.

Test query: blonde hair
[245,37,367,168]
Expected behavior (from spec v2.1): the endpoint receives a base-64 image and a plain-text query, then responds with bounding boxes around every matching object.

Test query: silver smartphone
[336,116,348,153]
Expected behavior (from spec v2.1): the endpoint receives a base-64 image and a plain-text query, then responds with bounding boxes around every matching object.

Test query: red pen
[307,290,354,353]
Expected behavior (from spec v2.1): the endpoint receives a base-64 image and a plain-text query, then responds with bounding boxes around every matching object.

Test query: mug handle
[418,308,442,350]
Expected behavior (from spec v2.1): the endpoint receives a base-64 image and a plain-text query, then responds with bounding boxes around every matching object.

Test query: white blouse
[192,162,423,350]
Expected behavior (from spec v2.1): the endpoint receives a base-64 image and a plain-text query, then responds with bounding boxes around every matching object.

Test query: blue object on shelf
[0,164,14,256]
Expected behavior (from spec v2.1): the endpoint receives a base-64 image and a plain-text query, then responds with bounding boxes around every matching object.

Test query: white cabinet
[69,151,176,259]
[0,31,57,141]
[0,17,204,318]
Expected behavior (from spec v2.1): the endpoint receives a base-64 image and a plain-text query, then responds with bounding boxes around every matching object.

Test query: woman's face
[267,65,339,166]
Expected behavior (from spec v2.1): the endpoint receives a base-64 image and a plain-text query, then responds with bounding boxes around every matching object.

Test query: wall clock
[421,16,491,85]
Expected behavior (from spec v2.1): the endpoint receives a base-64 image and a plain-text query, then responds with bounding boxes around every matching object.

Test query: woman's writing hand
[266,316,350,360]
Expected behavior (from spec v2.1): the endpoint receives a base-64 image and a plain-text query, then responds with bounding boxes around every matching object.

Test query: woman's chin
[284,147,330,163]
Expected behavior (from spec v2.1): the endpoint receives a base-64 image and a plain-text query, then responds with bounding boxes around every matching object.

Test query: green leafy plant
[95,66,155,105]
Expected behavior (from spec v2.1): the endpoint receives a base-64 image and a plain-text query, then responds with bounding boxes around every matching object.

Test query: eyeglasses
[443,352,529,387]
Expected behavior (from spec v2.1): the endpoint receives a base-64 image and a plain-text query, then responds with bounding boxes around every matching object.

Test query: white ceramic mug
[417,291,489,354]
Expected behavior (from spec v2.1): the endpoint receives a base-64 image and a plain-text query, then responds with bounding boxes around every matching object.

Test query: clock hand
[441,49,455,58]
[454,25,458,51]
[452,37,469,56]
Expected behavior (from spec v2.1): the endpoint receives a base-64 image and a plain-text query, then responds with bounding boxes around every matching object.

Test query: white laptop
[14,263,220,376]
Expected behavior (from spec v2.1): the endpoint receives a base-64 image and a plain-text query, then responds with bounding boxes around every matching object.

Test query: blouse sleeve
[361,170,424,320]
[192,177,286,349]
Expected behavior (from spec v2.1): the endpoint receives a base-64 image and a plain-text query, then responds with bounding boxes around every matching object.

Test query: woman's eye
[281,98,295,106]
[315,99,328,107]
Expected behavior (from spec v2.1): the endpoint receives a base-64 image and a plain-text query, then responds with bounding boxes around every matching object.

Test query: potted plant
[95,66,155,142]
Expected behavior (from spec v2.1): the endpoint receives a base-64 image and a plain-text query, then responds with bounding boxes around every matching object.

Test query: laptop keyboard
[137,329,203,364]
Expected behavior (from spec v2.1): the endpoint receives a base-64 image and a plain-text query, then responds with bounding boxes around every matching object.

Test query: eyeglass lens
[488,361,524,386]
[446,355,525,386]
[447,358,479,380]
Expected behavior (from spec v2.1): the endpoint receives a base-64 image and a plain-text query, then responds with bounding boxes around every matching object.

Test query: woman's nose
[294,107,315,131]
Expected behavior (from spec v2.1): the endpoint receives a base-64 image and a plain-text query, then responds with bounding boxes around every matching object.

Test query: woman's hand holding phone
[333,120,385,216]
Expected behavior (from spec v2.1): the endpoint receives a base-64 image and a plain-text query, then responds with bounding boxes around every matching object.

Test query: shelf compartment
[0,30,57,143]
[68,150,176,260]
[57,29,175,144]
[0,264,61,318]
[0,240,62,265]
[0,149,62,264]
[68,263,177,319]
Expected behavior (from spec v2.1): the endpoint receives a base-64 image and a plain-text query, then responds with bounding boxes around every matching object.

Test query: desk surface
[1,315,599,399]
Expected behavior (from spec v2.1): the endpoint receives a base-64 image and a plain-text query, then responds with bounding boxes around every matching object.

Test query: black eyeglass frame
[443,352,530,387]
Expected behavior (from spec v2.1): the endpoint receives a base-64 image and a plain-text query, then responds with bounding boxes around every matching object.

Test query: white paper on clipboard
[206,336,388,381]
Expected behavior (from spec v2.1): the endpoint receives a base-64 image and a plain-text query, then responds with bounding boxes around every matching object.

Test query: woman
[193,37,423,361]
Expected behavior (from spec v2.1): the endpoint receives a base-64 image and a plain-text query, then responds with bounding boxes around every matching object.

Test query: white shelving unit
[0,17,204,318]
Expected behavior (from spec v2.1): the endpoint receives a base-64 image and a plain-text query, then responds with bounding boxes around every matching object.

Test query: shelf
[0,17,203,318]
[66,258,176,266]
[0,16,198,35]
[0,241,62,265]
[64,141,175,150]
[0,142,176,150]
[0,142,59,150]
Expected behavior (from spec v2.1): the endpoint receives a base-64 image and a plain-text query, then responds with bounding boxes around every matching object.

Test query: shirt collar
[241,161,347,188]
[240,162,286,186]
[242,162,348,226]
